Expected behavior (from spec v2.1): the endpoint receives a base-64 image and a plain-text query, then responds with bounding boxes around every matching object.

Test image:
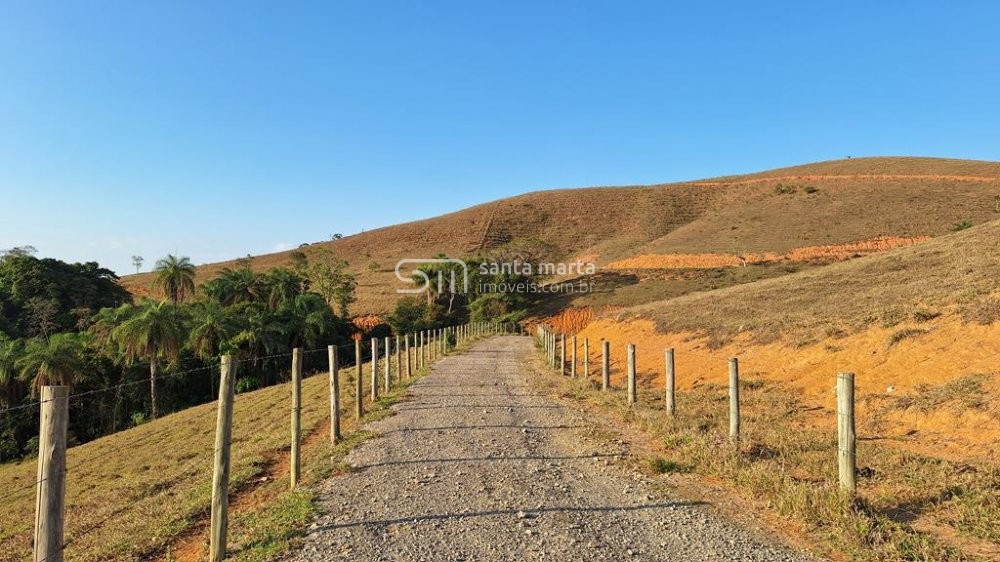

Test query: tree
[0,254,130,338]
[309,258,357,316]
[16,333,88,391]
[132,255,144,273]
[111,300,187,418]
[153,254,196,305]
[24,297,59,339]
[0,335,24,406]
[386,297,429,334]
[202,263,263,306]
[1,246,37,258]
[275,293,337,349]
[187,300,238,361]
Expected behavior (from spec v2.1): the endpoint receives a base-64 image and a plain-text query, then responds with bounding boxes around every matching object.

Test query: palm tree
[203,265,263,306]
[112,300,187,418]
[89,304,139,429]
[277,293,335,349]
[153,254,196,305]
[0,336,24,406]
[16,333,88,391]
[188,300,237,361]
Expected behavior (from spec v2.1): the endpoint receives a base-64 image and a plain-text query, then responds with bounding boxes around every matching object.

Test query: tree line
[0,248,358,462]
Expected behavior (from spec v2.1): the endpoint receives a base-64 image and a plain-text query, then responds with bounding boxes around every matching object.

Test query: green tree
[153,254,196,305]
[202,263,263,306]
[16,333,88,391]
[0,335,24,406]
[112,300,187,418]
[309,258,356,316]
[187,300,238,361]
[386,296,429,334]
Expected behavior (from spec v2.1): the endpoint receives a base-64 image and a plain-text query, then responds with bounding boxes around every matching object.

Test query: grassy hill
[121,156,1000,316]
[0,350,428,562]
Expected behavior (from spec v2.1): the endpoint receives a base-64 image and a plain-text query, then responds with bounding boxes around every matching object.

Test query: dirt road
[284,336,812,561]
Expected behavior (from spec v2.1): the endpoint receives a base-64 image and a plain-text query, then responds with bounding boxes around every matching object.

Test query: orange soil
[573,317,1000,463]
[606,236,930,269]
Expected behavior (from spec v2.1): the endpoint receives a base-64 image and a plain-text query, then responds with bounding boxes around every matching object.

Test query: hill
[571,219,1000,463]
[121,156,1000,315]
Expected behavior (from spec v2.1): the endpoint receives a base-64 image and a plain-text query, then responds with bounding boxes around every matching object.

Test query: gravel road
[284,336,813,561]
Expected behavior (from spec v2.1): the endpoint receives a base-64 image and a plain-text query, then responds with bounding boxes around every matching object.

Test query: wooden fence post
[838,372,857,493]
[395,335,401,381]
[560,333,566,375]
[33,386,68,562]
[355,339,363,419]
[416,332,422,369]
[290,347,302,488]
[370,337,379,401]
[729,358,740,444]
[627,344,637,404]
[209,356,235,562]
[329,346,341,444]
[665,348,676,416]
[570,335,577,378]
[383,336,391,395]
[583,337,590,380]
[405,333,412,378]
[602,340,610,391]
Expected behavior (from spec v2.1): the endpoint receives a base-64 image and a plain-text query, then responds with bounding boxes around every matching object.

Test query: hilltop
[121,156,1000,315]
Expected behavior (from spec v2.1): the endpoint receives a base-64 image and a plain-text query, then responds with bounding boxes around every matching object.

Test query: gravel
[282,336,814,561]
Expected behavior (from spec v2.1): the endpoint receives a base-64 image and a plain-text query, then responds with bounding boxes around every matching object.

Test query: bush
[951,220,974,232]
[774,183,797,195]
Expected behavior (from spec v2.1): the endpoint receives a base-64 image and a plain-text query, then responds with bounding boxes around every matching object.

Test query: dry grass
[529,348,1000,561]
[606,236,930,269]
[615,220,1000,347]
[0,349,437,562]
[120,157,1000,316]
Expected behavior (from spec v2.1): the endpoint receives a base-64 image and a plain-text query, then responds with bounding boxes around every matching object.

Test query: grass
[121,157,1000,316]
[887,327,930,348]
[891,374,995,417]
[629,220,1000,347]
[0,344,444,562]
[528,348,1000,561]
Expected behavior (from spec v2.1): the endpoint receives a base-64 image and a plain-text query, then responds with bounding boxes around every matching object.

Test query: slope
[120,156,1000,315]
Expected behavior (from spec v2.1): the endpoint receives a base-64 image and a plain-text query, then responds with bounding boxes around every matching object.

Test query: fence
[7,321,513,562]
[534,324,860,493]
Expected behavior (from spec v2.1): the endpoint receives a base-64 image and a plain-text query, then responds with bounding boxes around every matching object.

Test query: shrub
[887,327,929,348]
[951,220,974,232]
[804,185,820,194]
[961,296,1000,325]
[774,183,797,195]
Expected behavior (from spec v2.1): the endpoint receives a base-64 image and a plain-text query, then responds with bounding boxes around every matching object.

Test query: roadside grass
[529,353,1000,562]
[0,350,436,562]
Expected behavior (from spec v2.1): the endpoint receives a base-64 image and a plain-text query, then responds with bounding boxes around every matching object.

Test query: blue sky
[1,1,998,275]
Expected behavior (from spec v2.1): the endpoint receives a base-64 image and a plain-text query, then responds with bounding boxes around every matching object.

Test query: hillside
[568,219,1000,464]
[121,156,1000,315]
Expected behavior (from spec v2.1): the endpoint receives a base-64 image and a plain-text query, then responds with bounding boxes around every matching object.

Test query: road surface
[284,336,811,561]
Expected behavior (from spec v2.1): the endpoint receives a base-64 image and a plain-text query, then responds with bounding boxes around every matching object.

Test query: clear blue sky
[2,1,998,275]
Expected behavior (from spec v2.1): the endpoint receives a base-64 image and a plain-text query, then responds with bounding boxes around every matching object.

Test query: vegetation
[0,344,431,562]
[121,157,1000,316]
[0,250,359,462]
[531,361,1000,562]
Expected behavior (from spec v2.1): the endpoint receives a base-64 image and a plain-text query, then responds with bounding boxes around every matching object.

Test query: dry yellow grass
[0,347,433,562]
[120,157,1000,316]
